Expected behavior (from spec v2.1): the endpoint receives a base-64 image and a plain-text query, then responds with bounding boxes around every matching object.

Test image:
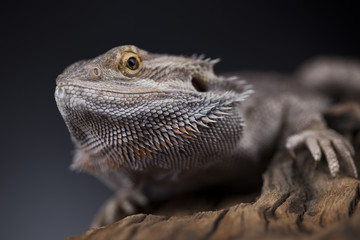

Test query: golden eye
[118,52,142,77]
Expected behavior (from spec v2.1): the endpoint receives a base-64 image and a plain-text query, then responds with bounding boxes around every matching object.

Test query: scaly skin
[55,45,357,227]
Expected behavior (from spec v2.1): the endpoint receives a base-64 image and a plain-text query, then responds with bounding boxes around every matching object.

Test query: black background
[1,1,359,239]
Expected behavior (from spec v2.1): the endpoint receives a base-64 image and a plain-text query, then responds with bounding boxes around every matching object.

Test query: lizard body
[55,46,357,226]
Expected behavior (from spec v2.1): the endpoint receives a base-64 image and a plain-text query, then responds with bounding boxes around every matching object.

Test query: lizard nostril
[191,76,207,92]
[55,87,65,99]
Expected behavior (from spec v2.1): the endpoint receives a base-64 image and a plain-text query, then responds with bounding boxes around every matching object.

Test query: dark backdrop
[1,1,359,239]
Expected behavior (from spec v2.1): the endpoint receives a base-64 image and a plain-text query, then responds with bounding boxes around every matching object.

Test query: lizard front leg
[90,170,148,228]
[91,184,148,228]
[286,129,356,177]
[282,96,358,178]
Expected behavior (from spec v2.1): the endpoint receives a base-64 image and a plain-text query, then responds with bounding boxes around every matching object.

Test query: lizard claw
[286,129,357,178]
[91,188,149,228]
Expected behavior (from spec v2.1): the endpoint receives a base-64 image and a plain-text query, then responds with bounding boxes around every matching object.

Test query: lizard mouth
[55,84,172,111]
[56,84,166,96]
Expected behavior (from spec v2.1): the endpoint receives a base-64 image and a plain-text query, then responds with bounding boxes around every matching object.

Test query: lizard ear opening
[191,76,207,92]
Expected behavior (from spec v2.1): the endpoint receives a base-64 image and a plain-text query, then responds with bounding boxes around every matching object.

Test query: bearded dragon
[55,45,358,227]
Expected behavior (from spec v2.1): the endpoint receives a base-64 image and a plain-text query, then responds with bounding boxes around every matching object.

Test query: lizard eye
[126,57,139,70]
[118,52,142,77]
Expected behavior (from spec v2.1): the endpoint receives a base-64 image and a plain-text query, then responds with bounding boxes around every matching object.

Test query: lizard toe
[91,188,149,228]
[287,129,357,178]
[318,138,340,177]
[332,138,358,178]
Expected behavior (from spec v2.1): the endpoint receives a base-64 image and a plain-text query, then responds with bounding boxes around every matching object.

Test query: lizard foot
[91,188,148,228]
[286,129,357,178]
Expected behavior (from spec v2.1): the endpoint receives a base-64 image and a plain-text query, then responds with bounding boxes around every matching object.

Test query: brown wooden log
[65,150,360,240]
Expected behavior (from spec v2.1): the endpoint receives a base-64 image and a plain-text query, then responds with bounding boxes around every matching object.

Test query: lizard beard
[55,85,249,172]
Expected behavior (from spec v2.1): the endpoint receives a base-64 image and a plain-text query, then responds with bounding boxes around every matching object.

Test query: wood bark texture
[66,149,360,240]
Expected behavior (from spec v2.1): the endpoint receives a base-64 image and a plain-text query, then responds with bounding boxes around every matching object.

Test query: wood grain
[66,150,360,240]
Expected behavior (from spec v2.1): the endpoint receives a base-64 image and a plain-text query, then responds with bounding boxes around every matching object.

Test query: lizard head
[55,45,252,172]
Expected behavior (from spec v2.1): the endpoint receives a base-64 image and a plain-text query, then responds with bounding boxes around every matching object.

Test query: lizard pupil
[126,57,139,70]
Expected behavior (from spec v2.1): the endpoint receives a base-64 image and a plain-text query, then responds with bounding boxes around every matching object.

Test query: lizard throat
[55,84,246,172]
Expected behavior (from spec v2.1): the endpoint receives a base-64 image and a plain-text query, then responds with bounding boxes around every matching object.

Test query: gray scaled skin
[55,45,357,227]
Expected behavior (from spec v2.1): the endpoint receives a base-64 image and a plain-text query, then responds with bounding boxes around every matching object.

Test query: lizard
[55,45,358,227]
